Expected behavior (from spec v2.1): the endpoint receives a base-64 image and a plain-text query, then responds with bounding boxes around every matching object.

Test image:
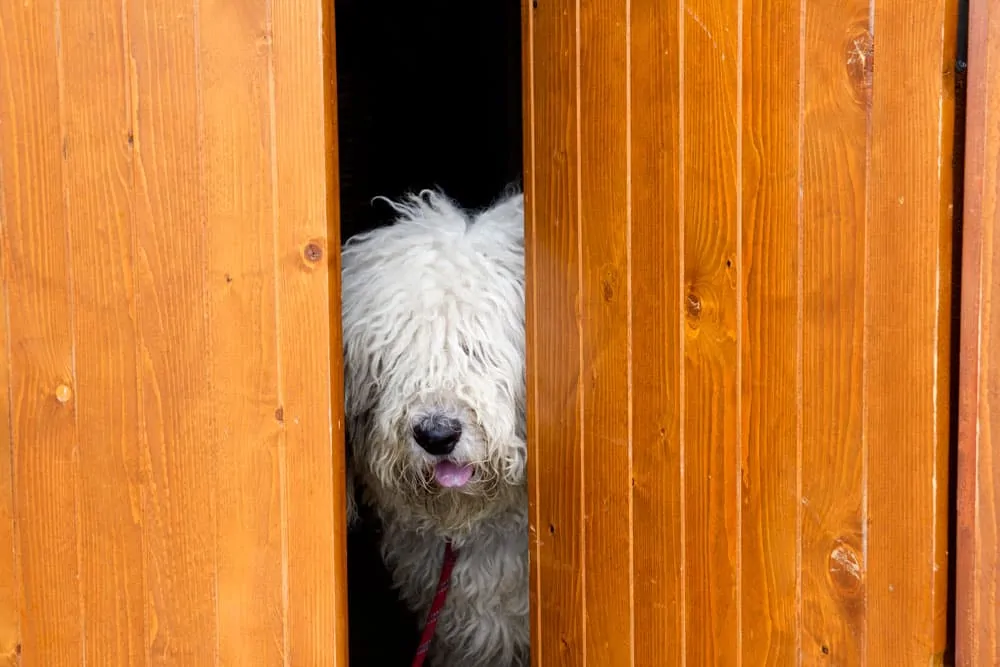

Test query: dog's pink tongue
[434,461,474,488]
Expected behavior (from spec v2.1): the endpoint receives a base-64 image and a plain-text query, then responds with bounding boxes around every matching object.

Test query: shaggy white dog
[341,190,528,667]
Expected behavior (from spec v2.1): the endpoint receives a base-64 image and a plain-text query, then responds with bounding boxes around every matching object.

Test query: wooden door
[522,0,956,663]
[957,0,1000,661]
[0,0,348,663]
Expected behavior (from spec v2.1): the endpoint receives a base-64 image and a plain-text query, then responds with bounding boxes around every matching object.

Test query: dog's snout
[413,417,463,456]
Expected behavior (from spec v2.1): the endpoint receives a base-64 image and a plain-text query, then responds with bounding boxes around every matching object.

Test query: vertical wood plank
[0,133,20,667]
[739,0,801,660]
[1,0,345,662]
[0,0,83,662]
[629,0,685,662]
[271,0,349,661]
[128,0,219,661]
[866,0,955,659]
[60,0,147,663]
[799,0,870,663]
[524,0,585,663]
[957,0,1000,660]
[681,0,741,660]
[199,0,284,662]
[578,0,632,664]
[521,3,543,663]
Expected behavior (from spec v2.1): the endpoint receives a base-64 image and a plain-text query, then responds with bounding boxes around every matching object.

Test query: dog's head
[341,190,526,534]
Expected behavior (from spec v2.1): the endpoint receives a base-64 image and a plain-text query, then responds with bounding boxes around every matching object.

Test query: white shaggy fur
[341,190,528,667]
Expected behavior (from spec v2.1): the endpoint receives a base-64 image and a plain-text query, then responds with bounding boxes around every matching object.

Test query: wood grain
[200,0,285,662]
[129,0,219,660]
[59,0,147,662]
[0,0,83,662]
[525,0,957,663]
[799,0,870,663]
[577,0,632,664]
[1,0,346,662]
[739,0,801,660]
[957,0,1000,660]
[271,0,349,660]
[523,0,585,664]
[629,0,685,662]
[0,82,19,666]
[866,0,955,660]
[681,0,741,659]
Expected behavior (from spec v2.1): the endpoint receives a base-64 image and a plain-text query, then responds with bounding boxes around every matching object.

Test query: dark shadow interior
[336,0,523,242]
[334,1,523,663]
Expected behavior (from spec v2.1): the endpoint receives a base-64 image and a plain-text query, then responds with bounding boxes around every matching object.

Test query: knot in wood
[304,242,324,263]
[845,27,874,101]
[55,384,73,404]
[600,265,619,302]
[828,538,864,598]
[685,292,703,319]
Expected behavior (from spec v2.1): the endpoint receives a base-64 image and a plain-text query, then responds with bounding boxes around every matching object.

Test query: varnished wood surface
[866,0,955,661]
[957,0,1000,661]
[0,177,15,667]
[523,0,956,663]
[0,0,348,663]
[799,0,869,662]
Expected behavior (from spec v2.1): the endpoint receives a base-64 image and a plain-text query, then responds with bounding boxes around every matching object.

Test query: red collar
[411,541,459,667]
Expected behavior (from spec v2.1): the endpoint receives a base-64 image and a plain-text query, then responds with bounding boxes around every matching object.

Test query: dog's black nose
[413,418,462,456]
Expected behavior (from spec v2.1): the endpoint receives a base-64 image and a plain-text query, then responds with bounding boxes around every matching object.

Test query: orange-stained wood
[524,0,956,664]
[0,0,83,662]
[272,0,350,661]
[957,0,1000,661]
[799,0,869,664]
[61,0,147,663]
[577,0,632,665]
[866,0,955,660]
[129,0,218,659]
[200,0,285,662]
[629,0,685,664]
[681,0,742,659]
[0,185,15,666]
[522,0,585,663]
[0,0,347,664]
[739,0,801,660]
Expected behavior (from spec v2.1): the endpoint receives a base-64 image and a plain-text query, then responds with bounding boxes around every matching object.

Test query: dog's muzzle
[412,414,475,488]
[413,415,462,456]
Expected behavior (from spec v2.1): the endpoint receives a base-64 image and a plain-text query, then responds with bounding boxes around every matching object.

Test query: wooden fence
[957,0,1000,662]
[0,0,989,663]
[0,0,348,664]
[522,0,956,663]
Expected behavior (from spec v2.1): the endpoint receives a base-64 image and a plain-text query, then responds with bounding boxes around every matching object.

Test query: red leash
[411,541,458,667]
